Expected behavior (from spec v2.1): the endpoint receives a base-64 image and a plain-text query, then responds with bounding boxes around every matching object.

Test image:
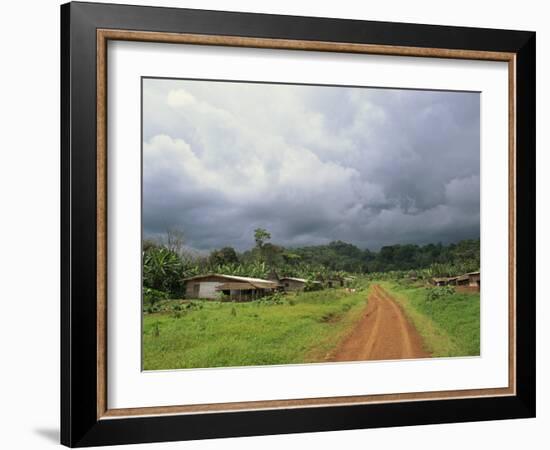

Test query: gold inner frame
[96,29,517,420]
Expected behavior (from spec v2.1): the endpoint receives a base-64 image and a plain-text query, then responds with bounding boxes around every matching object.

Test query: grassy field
[143,288,369,370]
[381,281,480,357]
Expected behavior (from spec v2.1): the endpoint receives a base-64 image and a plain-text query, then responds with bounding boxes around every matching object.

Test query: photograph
[141,78,481,371]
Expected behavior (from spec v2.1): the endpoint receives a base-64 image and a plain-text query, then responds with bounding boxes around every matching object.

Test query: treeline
[143,227,479,298]
[240,238,479,274]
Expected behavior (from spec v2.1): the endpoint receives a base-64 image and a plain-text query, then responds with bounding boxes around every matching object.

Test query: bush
[256,291,285,305]
[217,292,230,302]
[171,303,189,319]
[186,301,204,311]
[426,285,455,302]
[143,287,168,306]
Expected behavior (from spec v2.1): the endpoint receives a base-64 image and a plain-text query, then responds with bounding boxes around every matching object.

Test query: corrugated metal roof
[279,277,307,283]
[183,273,278,288]
[279,277,322,284]
[184,273,269,283]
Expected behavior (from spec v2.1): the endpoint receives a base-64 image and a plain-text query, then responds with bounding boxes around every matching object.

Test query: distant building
[432,271,480,291]
[455,271,480,289]
[279,277,322,292]
[432,277,457,286]
[326,277,344,288]
[468,271,481,288]
[183,274,278,301]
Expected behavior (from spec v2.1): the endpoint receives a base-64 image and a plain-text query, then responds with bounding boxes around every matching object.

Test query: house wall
[186,276,277,299]
[185,281,197,298]
[198,282,223,299]
[185,280,223,299]
[281,279,306,291]
[185,276,237,299]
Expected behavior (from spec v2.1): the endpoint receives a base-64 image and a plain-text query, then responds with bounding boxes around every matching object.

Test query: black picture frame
[61,1,535,447]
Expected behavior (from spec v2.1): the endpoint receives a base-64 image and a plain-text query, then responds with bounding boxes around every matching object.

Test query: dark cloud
[142,79,480,251]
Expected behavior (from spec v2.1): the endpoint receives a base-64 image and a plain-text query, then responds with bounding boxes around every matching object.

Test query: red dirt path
[327,284,431,362]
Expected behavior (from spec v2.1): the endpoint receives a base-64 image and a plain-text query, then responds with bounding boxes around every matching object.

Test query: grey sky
[143,78,480,251]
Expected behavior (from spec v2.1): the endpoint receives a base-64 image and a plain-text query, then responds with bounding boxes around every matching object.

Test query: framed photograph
[61,1,535,447]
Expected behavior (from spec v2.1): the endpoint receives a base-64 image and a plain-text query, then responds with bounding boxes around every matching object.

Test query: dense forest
[143,228,480,298]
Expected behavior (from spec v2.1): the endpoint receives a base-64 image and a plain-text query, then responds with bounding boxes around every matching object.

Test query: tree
[252,229,287,267]
[164,227,186,256]
[254,228,271,249]
[209,247,239,266]
[261,243,284,267]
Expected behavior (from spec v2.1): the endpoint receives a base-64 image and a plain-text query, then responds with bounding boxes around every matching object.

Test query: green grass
[143,289,368,370]
[380,281,480,357]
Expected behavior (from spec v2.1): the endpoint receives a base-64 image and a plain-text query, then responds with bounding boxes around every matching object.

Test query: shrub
[145,303,161,314]
[260,292,285,305]
[143,287,169,306]
[171,303,188,319]
[426,285,455,302]
[257,291,285,305]
[216,292,230,302]
[186,301,204,311]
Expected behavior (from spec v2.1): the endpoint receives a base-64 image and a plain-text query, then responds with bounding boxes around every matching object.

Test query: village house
[455,271,481,289]
[278,277,322,292]
[432,277,457,287]
[183,274,279,301]
[431,271,480,291]
[327,276,355,288]
[326,278,343,288]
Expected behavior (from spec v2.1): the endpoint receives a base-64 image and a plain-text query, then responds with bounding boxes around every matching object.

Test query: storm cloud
[143,78,480,251]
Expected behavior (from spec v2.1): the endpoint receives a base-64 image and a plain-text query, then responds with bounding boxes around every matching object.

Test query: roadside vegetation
[143,288,369,370]
[381,280,480,357]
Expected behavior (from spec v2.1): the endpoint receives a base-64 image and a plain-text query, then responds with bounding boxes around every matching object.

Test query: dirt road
[328,284,430,362]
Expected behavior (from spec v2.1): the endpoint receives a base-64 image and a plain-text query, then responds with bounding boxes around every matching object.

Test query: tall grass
[142,289,368,370]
